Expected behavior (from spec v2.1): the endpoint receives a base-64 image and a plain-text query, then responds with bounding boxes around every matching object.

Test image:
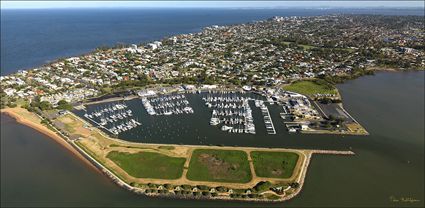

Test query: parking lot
[313,102,355,123]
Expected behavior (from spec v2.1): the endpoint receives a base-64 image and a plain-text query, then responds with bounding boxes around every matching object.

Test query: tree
[7,102,17,108]
[181,184,192,190]
[39,101,52,111]
[290,182,300,188]
[100,87,112,94]
[202,191,211,196]
[254,181,272,192]
[197,185,209,191]
[216,186,228,192]
[164,184,173,189]
[57,100,72,110]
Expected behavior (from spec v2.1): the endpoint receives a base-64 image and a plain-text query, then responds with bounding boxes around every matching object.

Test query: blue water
[1,8,423,75]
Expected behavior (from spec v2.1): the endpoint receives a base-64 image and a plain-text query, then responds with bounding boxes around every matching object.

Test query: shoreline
[0,109,101,174]
[366,66,424,72]
[1,107,355,202]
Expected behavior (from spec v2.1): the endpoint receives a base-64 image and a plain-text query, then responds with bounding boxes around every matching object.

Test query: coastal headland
[1,107,354,202]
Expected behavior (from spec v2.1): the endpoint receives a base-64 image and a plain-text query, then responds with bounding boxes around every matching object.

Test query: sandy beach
[1,108,100,173]
[1,107,357,202]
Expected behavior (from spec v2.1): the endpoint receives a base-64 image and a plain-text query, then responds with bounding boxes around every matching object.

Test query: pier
[255,100,276,134]
[83,102,141,135]
[142,94,194,116]
[203,92,256,134]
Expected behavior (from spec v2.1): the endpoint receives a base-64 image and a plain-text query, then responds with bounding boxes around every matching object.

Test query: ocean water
[1,8,424,75]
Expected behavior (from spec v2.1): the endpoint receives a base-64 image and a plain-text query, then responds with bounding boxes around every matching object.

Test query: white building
[4,88,16,96]
[148,41,162,50]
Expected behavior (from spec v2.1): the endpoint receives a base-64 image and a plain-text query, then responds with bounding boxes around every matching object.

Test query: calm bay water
[2,71,424,207]
[76,92,356,151]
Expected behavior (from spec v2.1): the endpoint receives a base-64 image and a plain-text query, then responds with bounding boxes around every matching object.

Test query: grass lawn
[282,41,317,50]
[16,98,29,107]
[283,80,338,97]
[281,41,353,52]
[107,151,186,179]
[251,151,299,179]
[56,114,80,133]
[187,149,252,183]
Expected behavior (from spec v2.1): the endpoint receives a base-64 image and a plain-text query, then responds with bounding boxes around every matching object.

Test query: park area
[0,107,357,201]
[283,80,338,97]
[106,151,186,179]
[251,151,300,179]
[186,149,252,183]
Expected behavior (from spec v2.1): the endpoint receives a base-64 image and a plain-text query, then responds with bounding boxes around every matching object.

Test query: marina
[72,89,364,145]
[203,92,256,134]
[72,92,298,144]
[255,100,276,134]
[83,102,141,135]
[142,94,194,116]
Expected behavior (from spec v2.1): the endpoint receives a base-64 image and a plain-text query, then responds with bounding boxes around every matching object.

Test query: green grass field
[251,151,299,179]
[187,149,252,183]
[283,80,338,97]
[107,151,186,179]
[281,41,353,52]
[282,41,317,50]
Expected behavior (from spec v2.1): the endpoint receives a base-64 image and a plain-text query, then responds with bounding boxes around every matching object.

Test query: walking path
[1,107,356,202]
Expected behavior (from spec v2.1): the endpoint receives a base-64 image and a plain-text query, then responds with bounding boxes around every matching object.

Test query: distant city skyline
[1,1,424,9]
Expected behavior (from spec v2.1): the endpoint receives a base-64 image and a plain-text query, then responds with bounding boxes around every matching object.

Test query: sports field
[283,80,338,97]
[107,151,186,179]
[186,149,252,183]
[251,151,299,178]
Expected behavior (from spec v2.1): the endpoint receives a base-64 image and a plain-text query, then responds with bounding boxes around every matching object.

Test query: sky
[1,1,424,9]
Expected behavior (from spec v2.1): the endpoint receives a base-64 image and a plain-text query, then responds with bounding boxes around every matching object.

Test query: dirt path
[181,148,194,180]
[63,110,354,189]
[246,150,257,179]
[1,107,355,200]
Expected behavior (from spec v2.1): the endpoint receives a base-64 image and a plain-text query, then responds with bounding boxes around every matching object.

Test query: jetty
[142,93,194,116]
[203,92,256,134]
[255,100,276,134]
[83,102,141,135]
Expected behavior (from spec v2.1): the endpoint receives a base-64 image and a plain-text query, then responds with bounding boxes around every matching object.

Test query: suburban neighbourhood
[1,15,423,108]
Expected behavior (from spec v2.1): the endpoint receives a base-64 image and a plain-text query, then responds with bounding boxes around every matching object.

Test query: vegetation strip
[0,107,356,202]
[251,151,299,179]
[187,149,252,183]
[107,151,186,179]
[283,80,338,98]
